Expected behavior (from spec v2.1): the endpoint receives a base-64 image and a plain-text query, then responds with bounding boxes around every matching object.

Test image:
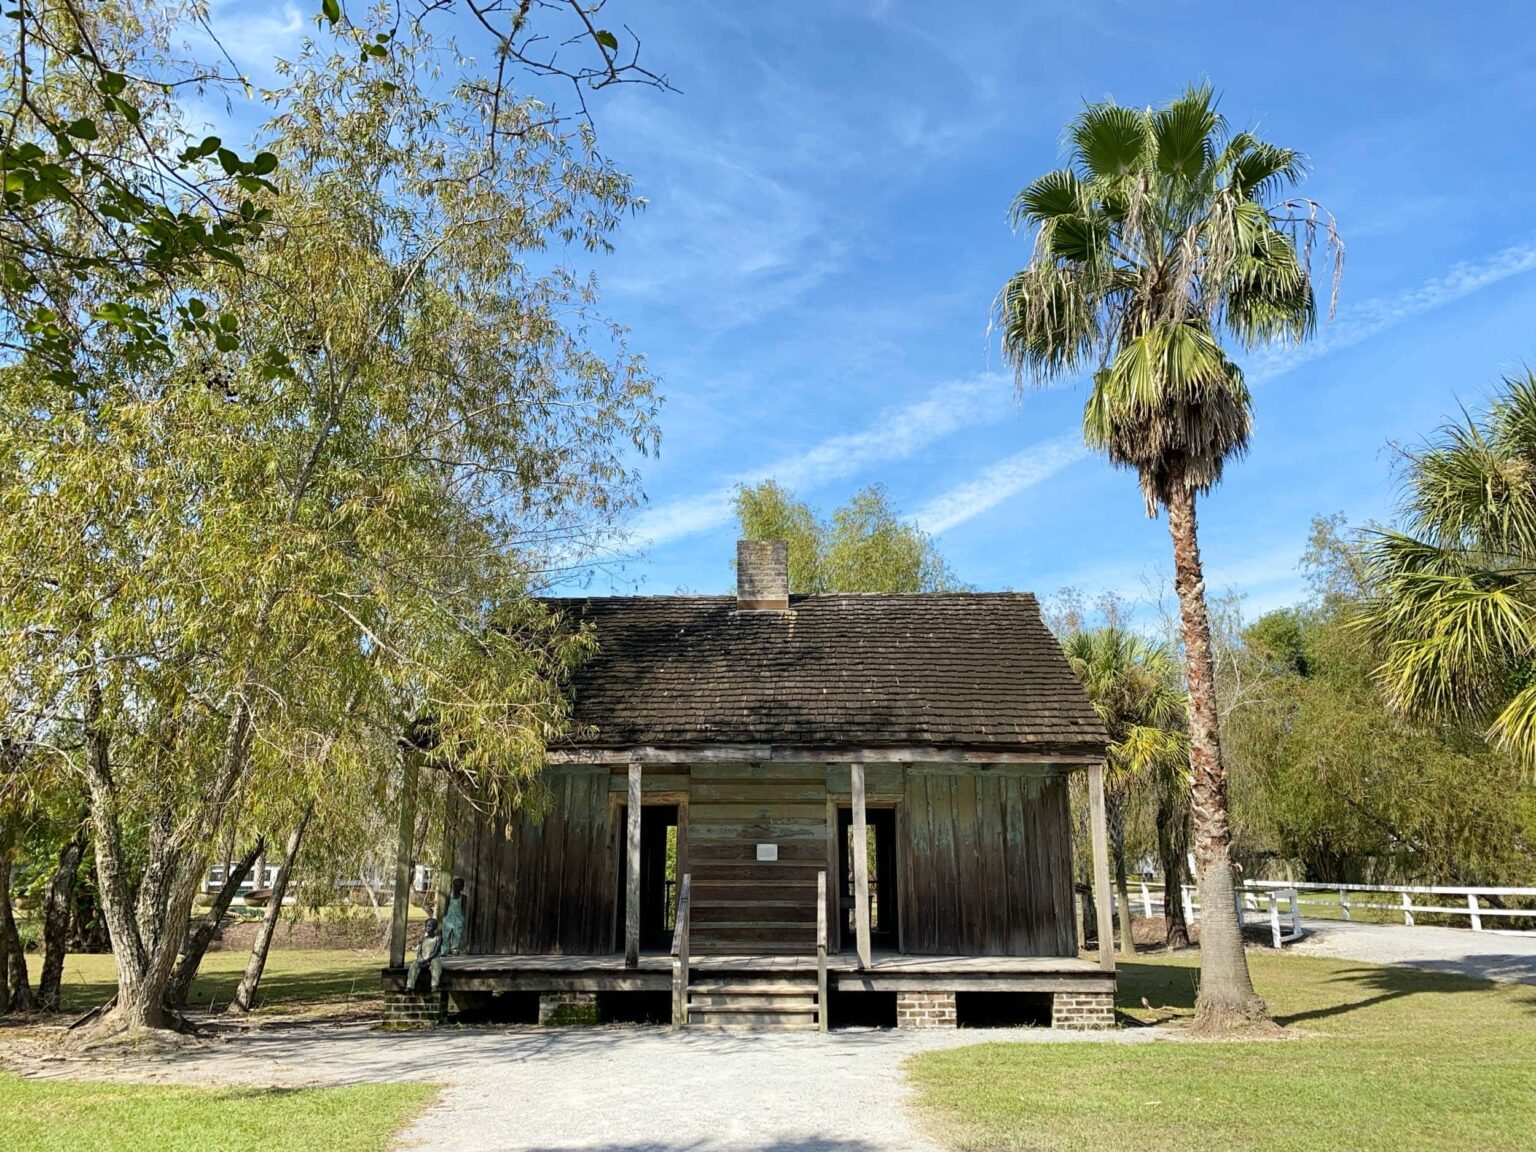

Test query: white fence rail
[1132,878,1536,940]
[1256,887,1303,948]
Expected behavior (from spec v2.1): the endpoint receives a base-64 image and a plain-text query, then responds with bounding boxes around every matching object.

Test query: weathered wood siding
[453,768,614,955]
[685,763,827,954]
[452,760,1078,960]
[897,769,1077,957]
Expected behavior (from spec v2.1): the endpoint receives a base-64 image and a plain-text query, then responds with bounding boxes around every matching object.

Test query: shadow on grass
[1114,956,1536,1028]
[1277,962,1536,1026]
[42,964,383,1016]
[1114,960,1200,1017]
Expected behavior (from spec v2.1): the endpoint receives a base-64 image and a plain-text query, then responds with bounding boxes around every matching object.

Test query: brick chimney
[737,539,790,611]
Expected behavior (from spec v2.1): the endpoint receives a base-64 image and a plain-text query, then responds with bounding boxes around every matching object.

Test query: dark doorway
[837,806,898,951]
[956,991,1053,1028]
[827,988,897,1029]
[615,804,679,952]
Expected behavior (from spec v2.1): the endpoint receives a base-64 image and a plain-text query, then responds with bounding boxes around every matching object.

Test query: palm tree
[1362,371,1536,771]
[1061,627,1188,956]
[998,85,1340,1030]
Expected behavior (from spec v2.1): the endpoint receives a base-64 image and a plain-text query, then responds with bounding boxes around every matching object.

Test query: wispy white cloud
[636,240,1536,556]
[909,240,1536,542]
[630,374,1009,545]
[202,1,308,81]
[602,98,846,326]
[1249,241,1536,383]
[912,435,1086,534]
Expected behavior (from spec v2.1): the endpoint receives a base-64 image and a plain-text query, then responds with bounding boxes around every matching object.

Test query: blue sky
[215,1,1536,618]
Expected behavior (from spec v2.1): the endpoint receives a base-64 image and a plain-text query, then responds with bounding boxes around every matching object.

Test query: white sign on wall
[756,843,778,862]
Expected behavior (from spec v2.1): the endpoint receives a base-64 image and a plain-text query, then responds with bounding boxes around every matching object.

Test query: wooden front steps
[685,974,821,1029]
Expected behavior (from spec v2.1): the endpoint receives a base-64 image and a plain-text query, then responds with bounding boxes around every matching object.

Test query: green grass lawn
[54,948,385,1014]
[909,952,1536,1152]
[0,1075,435,1152]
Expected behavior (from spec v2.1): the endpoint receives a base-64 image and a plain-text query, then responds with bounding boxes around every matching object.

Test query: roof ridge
[541,590,1041,602]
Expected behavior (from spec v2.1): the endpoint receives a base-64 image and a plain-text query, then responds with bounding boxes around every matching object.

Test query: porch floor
[383,950,1113,994]
[424,951,1101,972]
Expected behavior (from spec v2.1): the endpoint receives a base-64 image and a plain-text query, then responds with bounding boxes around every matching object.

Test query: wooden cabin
[384,540,1117,1030]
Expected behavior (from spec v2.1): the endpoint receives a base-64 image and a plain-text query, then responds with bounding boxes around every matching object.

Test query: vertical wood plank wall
[453,767,614,954]
[897,770,1077,957]
[451,761,1077,959]
[687,762,826,954]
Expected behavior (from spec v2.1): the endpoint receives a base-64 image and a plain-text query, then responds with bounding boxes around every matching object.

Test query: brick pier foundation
[1051,990,1116,1030]
[384,989,447,1026]
[896,990,957,1029]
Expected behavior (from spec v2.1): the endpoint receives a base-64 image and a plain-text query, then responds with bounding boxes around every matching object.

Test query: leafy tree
[733,481,965,593]
[0,25,658,1034]
[320,1,671,123]
[0,1,668,397]
[1060,627,1188,955]
[1361,373,1536,774]
[997,85,1341,1031]
[733,481,825,593]
[1229,518,1536,886]
[0,717,88,1012]
[0,1,282,392]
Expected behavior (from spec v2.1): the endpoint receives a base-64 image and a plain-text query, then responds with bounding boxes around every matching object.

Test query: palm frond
[1225,138,1306,203]
[1070,102,1154,182]
[996,261,1102,388]
[1001,85,1329,518]
[1363,531,1535,722]
[1010,169,1086,229]
[1486,678,1536,772]
[1360,374,1536,772]
[1061,625,1189,786]
[1151,84,1221,180]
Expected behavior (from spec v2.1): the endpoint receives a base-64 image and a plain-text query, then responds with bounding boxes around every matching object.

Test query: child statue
[405,916,444,993]
[442,876,467,956]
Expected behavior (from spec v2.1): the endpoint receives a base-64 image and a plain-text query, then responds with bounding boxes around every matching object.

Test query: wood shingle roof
[546,593,1108,754]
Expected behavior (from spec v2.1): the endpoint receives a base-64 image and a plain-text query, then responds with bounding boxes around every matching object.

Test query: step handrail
[816,870,829,1033]
[671,872,691,1028]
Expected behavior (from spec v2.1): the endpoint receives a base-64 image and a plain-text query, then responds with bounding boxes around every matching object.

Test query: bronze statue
[405,916,444,992]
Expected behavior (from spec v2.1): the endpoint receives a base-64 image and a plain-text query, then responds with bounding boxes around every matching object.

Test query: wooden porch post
[388,747,421,970]
[625,758,642,968]
[851,762,871,969]
[1087,760,1116,973]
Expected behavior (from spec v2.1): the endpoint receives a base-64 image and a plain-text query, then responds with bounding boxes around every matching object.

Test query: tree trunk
[38,828,88,1011]
[168,836,264,1009]
[1156,783,1191,950]
[0,847,12,1013]
[229,808,311,1014]
[251,844,268,895]
[1165,480,1270,1031]
[1107,785,1136,956]
[0,848,34,1012]
[80,682,206,1033]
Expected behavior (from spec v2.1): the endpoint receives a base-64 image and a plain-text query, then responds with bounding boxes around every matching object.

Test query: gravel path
[15,1022,1156,1152]
[1290,919,1536,984]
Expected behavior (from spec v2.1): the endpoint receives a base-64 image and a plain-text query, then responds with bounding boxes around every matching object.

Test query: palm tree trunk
[1107,785,1136,956]
[1156,783,1191,950]
[1165,480,1269,1031]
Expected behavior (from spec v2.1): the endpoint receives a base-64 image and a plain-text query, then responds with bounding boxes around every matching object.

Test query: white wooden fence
[1131,878,1536,941]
